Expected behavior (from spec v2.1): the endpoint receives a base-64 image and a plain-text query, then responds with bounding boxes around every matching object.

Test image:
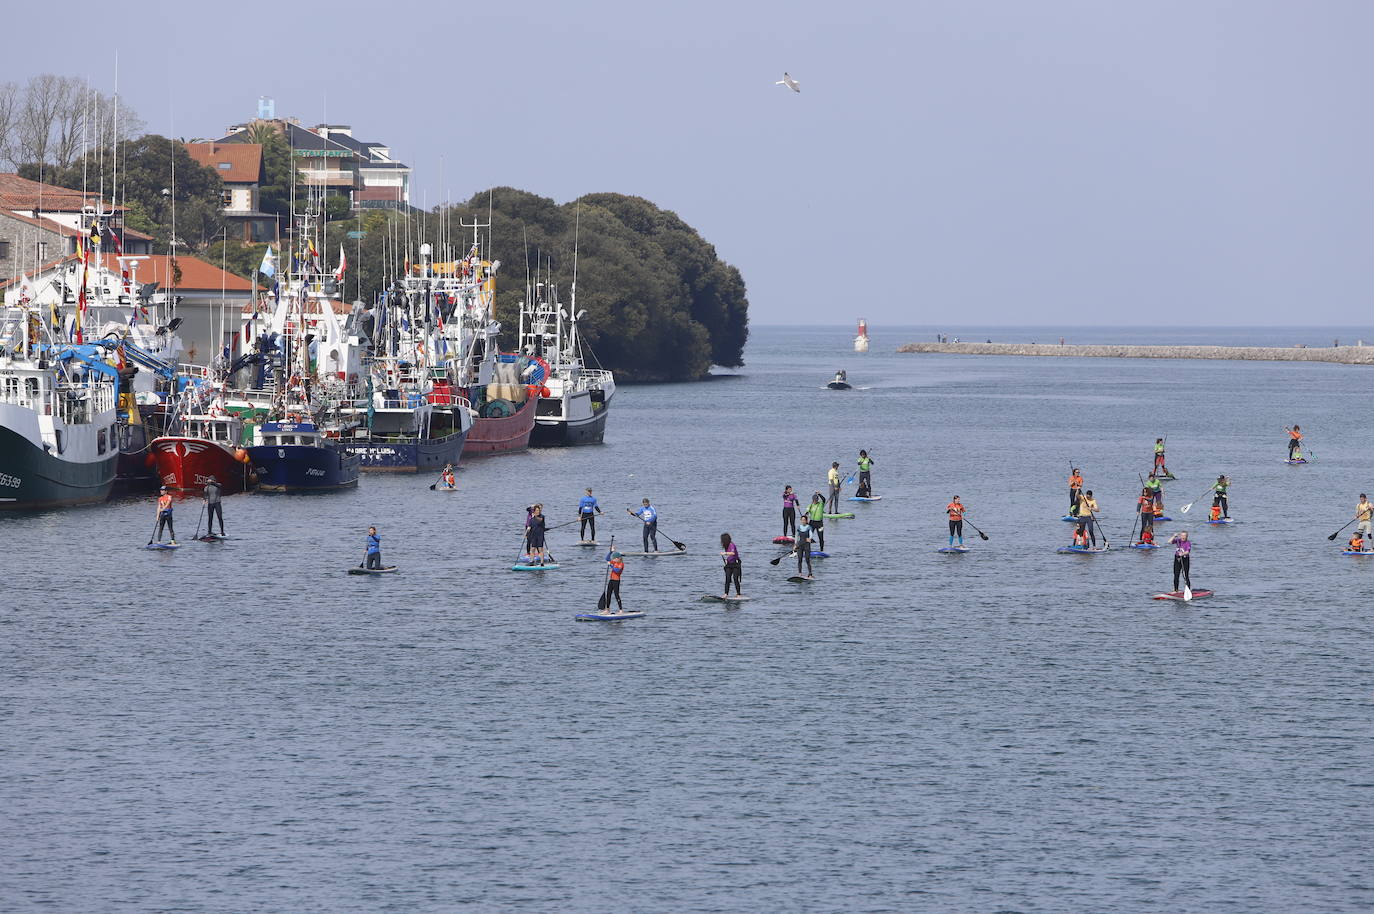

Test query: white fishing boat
[521,277,615,447]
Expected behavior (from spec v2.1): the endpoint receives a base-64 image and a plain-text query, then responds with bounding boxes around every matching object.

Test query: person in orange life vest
[1071,525,1090,548]
[1287,424,1303,459]
[1138,526,1155,546]
[154,485,176,544]
[1349,532,1367,553]
[1136,487,1155,540]
[1068,468,1083,511]
[946,496,965,547]
[604,548,626,611]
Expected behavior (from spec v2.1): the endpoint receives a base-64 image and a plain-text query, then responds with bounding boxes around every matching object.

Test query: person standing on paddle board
[782,485,799,538]
[203,477,224,537]
[1168,530,1192,592]
[807,493,826,551]
[629,499,659,553]
[827,462,842,513]
[1356,493,1372,538]
[441,463,456,489]
[1287,425,1303,459]
[366,526,382,570]
[1153,438,1169,476]
[1145,471,1164,513]
[719,533,743,597]
[154,485,176,544]
[1079,490,1100,546]
[946,496,965,547]
[578,488,602,543]
[604,548,625,612]
[857,450,874,498]
[1136,487,1155,544]
[526,504,549,565]
[1068,468,1084,511]
[1212,475,1230,519]
[795,518,815,578]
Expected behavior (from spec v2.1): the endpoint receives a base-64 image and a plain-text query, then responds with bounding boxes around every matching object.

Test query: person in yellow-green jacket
[857,450,874,497]
[826,462,842,513]
[807,492,826,551]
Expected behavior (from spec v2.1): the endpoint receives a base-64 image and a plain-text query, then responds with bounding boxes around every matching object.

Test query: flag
[333,245,347,282]
[259,246,277,278]
[17,274,33,306]
[109,227,123,256]
[89,221,101,248]
[307,238,320,271]
[272,279,280,304]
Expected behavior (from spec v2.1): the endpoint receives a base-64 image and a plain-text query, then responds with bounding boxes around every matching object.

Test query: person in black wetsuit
[526,504,549,565]
[203,477,224,536]
[795,519,815,578]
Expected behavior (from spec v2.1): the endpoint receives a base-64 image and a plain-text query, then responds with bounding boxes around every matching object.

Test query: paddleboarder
[440,463,456,489]
[795,517,815,579]
[1153,438,1169,476]
[1348,531,1367,554]
[628,498,659,553]
[1356,494,1372,537]
[1071,525,1089,548]
[1168,530,1192,592]
[365,525,382,570]
[578,488,602,543]
[1068,468,1083,511]
[604,548,626,612]
[1145,471,1164,512]
[203,476,225,537]
[1078,490,1100,546]
[1287,424,1303,459]
[946,496,965,548]
[827,462,842,513]
[807,493,826,551]
[857,450,874,498]
[153,485,176,545]
[1136,486,1155,543]
[526,504,549,565]
[719,533,743,597]
[1212,475,1230,519]
[782,485,799,539]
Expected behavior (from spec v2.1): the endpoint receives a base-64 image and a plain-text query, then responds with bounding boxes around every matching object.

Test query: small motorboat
[826,370,851,390]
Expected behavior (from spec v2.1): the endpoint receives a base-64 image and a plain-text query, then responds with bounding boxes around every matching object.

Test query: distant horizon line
[748,322,1373,329]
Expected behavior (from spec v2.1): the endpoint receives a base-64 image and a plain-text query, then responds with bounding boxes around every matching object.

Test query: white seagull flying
[775,72,800,93]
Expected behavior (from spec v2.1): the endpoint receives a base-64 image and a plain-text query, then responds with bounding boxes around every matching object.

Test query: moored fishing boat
[520,281,615,447]
[248,418,359,491]
[150,406,254,494]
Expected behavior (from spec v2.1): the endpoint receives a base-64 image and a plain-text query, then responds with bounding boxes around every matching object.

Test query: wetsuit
[578,494,600,541]
[527,514,547,562]
[1137,495,1154,538]
[827,466,842,513]
[633,504,659,552]
[946,501,964,546]
[795,522,814,576]
[782,491,799,537]
[155,493,175,542]
[605,553,624,610]
[857,455,873,497]
[1171,537,1192,591]
[366,531,381,569]
[1068,473,1083,511]
[1212,480,1229,518]
[806,500,825,551]
[1288,429,1302,458]
[204,481,224,535]
[722,541,742,595]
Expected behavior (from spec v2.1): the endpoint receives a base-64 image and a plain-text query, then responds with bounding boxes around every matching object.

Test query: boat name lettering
[358,447,399,456]
[0,472,20,489]
[305,468,325,477]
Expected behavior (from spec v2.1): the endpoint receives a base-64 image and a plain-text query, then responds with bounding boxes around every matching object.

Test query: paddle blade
[597,593,608,611]
[979,532,989,540]
[1183,585,1193,602]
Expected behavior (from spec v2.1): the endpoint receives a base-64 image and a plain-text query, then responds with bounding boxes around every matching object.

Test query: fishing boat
[150,390,254,493]
[827,370,852,390]
[521,279,616,447]
[854,318,869,353]
[0,323,120,510]
[248,418,359,491]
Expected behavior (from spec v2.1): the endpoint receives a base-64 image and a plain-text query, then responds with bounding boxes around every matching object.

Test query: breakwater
[896,341,1374,365]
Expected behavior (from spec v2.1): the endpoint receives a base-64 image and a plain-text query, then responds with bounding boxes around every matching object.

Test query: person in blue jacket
[365,525,382,569]
[578,487,602,543]
[628,498,659,553]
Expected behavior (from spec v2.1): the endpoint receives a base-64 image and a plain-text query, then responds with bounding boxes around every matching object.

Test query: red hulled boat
[151,413,254,493]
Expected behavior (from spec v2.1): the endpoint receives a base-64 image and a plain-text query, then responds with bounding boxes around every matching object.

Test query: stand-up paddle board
[1207,518,1236,525]
[1130,543,1160,550]
[348,566,397,575]
[622,550,686,557]
[1157,474,1177,481]
[1061,515,1085,522]
[787,575,814,583]
[1152,589,1213,601]
[197,533,228,542]
[937,546,970,554]
[435,486,458,492]
[700,594,752,603]
[576,540,600,547]
[809,550,829,558]
[1056,546,1110,554]
[772,536,794,545]
[823,512,855,519]
[576,610,646,621]
[512,563,560,571]
[847,496,882,502]
[144,542,180,551]
[1342,550,1374,556]
[1284,458,1308,465]
[1152,515,1173,522]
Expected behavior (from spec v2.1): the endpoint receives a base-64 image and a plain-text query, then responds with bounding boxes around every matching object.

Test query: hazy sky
[6,1,1370,325]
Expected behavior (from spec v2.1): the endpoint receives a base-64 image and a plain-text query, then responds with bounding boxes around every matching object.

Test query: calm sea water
[4,325,1372,912]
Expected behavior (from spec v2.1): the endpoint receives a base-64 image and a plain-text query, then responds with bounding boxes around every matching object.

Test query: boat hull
[151,437,252,494]
[465,401,535,456]
[531,406,609,447]
[113,420,160,494]
[247,443,360,492]
[343,428,469,472]
[0,424,117,510]
[827,381,852,390]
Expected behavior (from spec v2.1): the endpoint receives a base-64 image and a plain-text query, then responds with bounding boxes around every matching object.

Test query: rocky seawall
[896,341,1374,365]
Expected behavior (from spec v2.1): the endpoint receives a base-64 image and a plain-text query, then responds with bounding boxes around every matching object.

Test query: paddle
[769,544,799,566]
[596,535,617,611]
[146,517,160,546]
[962,516,990,541]
[1184,584,1193,602]
[625,507,685,551]
[192,504,205,541]
[427,472,446,491]
[1178,484,1213,515]
[1327,518,1358,541]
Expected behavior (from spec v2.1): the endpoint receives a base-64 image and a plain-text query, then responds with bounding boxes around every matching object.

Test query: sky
[5,0,1370,326]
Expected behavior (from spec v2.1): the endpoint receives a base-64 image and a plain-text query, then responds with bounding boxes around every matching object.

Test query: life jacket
[1350,536,1364,551]
[946,502,964,519]
[1152,504,1164,517]
[1140,528,1155,544]
[1210,505,1221,520]
[608,558,624,580]
[1073,529,1089,546]
[1069,474,1083,488]
[157,494,172,513]
[1290,429,1302,440]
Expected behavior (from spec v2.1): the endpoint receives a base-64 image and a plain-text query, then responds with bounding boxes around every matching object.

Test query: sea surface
[4,325,1372,913]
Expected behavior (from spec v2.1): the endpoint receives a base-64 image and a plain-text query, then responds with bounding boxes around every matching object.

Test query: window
[221,190,234,209]
[218,162,232,170]
[97,428,107,454]
[0,240,10,259]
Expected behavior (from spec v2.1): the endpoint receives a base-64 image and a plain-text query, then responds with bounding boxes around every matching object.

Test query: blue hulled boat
[248,420,359,492]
